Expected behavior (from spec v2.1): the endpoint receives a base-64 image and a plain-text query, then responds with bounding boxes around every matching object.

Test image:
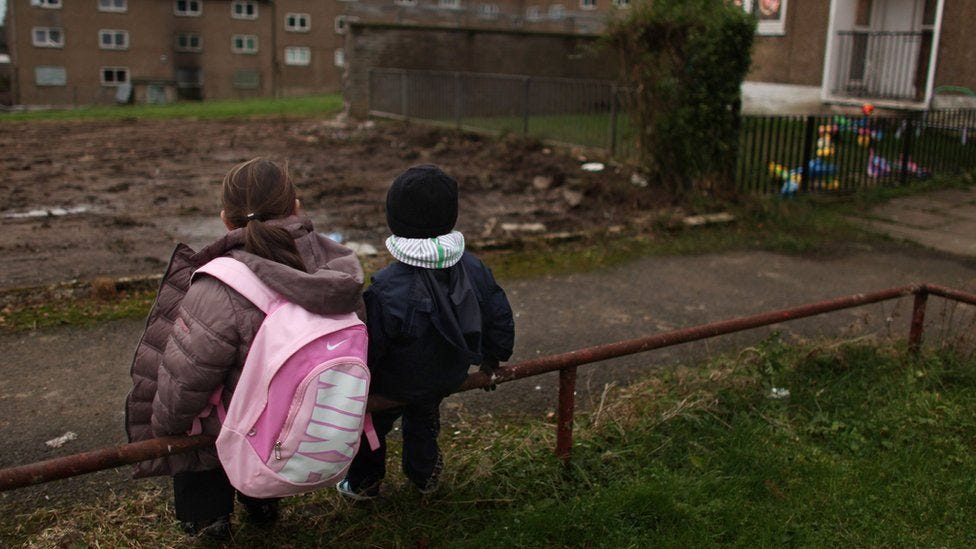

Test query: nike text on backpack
[189,257,379,499]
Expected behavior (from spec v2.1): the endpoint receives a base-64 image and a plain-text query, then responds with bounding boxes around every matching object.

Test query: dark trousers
[172,468,274,522]
[345,399,443,490]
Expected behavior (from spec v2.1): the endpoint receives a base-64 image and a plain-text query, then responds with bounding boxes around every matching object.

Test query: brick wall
[343,22,616,117]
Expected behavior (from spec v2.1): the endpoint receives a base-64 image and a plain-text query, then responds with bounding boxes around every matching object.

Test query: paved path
[3,237,976,511]
[861,186,976,257]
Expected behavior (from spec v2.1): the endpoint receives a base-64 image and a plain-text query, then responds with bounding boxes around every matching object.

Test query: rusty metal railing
[3,282,976,492]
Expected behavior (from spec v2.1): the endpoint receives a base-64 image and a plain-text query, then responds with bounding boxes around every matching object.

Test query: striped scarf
[385,231,465,269]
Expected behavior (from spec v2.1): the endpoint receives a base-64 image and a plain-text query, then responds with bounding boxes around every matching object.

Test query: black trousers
[344,399,443,490]
[172,468,274,522]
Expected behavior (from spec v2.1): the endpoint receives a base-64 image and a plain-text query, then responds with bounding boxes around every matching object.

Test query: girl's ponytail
[222,158,307,272]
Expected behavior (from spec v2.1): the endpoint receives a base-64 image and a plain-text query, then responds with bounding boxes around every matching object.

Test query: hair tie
[246,212,260,221]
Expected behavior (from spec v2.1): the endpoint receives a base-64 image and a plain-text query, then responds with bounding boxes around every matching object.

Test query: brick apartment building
[5,0,626,106]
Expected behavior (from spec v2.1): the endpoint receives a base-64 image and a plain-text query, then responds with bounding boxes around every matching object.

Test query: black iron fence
[368,68,976,195]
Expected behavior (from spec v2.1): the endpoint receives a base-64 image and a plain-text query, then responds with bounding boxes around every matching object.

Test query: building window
[30,0,61,8]
[233,69,260,90]
[580,0,596,10]
[736,0,788,36]
[611,0,629,7]
[176,67,203,88]
[284,46,311,66]
[175,32,202,52]
[35,66,67,86]
[175,0,202,16]
[439,0,461,9]
[98,0,127,12]
[231,1,258,20]
[526,5,541,19]
[99,30,129,50]
[478,3,499,18]
[335,15,359,34]
[32,27,64,48]
[334,49,346,68]
[232,34,258,54]
[285,13,311,32]
[394,0,417,6]
[100,67,129,86]
[548,4,565,19]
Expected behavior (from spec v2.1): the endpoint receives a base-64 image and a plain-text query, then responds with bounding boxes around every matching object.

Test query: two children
[126,160,514,539]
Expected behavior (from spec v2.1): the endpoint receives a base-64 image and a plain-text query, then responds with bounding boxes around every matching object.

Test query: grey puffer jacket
[124,216,364,478]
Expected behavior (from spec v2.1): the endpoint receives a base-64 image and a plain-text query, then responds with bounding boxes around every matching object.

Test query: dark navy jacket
[363,252,515,402]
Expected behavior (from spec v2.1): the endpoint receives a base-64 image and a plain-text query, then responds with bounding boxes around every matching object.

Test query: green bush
[607,0,755,195]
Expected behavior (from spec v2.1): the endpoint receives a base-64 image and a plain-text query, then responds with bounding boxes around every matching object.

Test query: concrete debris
[581,162,605,172]
[45,431,77,449]
[630,173,649,187]
[532,175,554,191]
[682,212,735,227]
[345,241,378,256]
[501,222,547,233]
[562,189,584,208]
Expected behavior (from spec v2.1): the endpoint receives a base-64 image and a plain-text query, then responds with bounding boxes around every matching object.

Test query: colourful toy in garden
[769,162,801,195]
[862,103,875,116]
[867,149,930,179]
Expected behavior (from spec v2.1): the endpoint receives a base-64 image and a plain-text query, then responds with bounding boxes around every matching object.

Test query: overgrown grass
[0,288,156,332]
[0,94,344,123]
[4,339,976,546]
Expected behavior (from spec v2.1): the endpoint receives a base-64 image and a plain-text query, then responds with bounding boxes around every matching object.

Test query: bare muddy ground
[0,117,647,290]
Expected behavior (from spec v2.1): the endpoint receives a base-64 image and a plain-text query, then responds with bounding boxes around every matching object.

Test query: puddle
[2,205,91,219]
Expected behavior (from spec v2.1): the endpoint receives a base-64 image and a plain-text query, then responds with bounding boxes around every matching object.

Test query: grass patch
[0,94,344,123]
[0,288,156,332]
[4,339,976,546]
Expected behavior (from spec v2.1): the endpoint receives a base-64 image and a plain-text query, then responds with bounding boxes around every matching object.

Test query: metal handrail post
[555,367,578,465]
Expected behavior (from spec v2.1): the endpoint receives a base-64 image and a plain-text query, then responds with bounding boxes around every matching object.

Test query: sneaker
[417,453,444,496]
[180,515,231,541]
[242,500,280,527]
[336,479,380,502]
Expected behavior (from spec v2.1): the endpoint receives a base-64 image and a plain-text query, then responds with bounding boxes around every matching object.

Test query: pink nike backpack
[190,257,378,499]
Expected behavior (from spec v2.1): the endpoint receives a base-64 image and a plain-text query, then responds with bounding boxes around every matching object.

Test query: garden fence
[367,68,976,195]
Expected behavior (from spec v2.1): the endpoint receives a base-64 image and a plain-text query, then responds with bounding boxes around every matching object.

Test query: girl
[124,158,364,539]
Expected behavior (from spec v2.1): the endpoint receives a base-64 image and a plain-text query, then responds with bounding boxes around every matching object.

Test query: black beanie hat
[386,165,459,238]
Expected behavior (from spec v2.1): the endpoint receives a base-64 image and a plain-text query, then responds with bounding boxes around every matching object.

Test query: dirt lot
[0,116,648,290]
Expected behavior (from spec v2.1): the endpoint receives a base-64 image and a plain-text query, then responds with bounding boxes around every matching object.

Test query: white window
[335,15,358,34]
[440,0,461,9]
[30,0,61,8]
[32,27,64,48]
[284,46,311,66]
[549,4,565,19]
[98,0,127,12]
[526,5,541,20]
[334,49,346,68]
[231,1,258,20]
[737,0,788,36]
[99,30,129,50]
[478,3,499,18]
[394,0,417,6]
[285,13,311,32]
[611,0,629,7]
[232,34,258,54]
[175,32,202,52]
[35,66,67,86]
[580,0,596,10]
[175,0,202,16]
[100,66,129,86]
[233,69,260,89]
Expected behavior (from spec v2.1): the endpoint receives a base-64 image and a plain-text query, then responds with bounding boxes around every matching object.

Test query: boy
[338,164,515,499]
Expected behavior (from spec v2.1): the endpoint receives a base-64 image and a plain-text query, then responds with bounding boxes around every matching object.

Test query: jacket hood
[192,216,364,315]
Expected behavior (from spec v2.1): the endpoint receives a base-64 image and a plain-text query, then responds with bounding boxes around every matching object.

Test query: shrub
[607,0,755,196]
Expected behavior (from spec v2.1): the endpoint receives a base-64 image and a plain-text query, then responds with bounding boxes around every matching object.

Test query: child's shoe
[336,478,380,501]
[180,514,232,540]
[417,453,444,496]
[242,499,280,527]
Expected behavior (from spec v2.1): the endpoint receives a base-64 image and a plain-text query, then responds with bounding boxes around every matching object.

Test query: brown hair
[221,157,306,272]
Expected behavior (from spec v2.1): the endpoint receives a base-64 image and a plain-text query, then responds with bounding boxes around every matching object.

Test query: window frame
[394,0,418,7]
[610,0,630,8]
[478,2,500,18]
[334,49,346,68]
[174,32,203,53]
[284,46,311,66]
[439,0,462,10]
[32,27,64,48]
[30,0,62,9]
[231,0,259,20]
[34,66,67,86]
[174,0,203,17]
[334,15,359,34]
[98,29,130,51]
[548,4,565,19]
[100,66,130,87]
[284,12,311,33]
[98,0,128,13]
[231,34,259,54]
[579,0,596,11]
[737,0,788,36]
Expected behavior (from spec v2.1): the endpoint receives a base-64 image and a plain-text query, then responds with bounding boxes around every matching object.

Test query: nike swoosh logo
[326,339,350,351]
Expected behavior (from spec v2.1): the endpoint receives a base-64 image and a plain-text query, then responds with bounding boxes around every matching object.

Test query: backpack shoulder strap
[194,257,280,314]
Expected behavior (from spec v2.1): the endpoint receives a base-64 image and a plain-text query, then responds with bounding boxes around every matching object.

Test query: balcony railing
[832,30,933,102]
